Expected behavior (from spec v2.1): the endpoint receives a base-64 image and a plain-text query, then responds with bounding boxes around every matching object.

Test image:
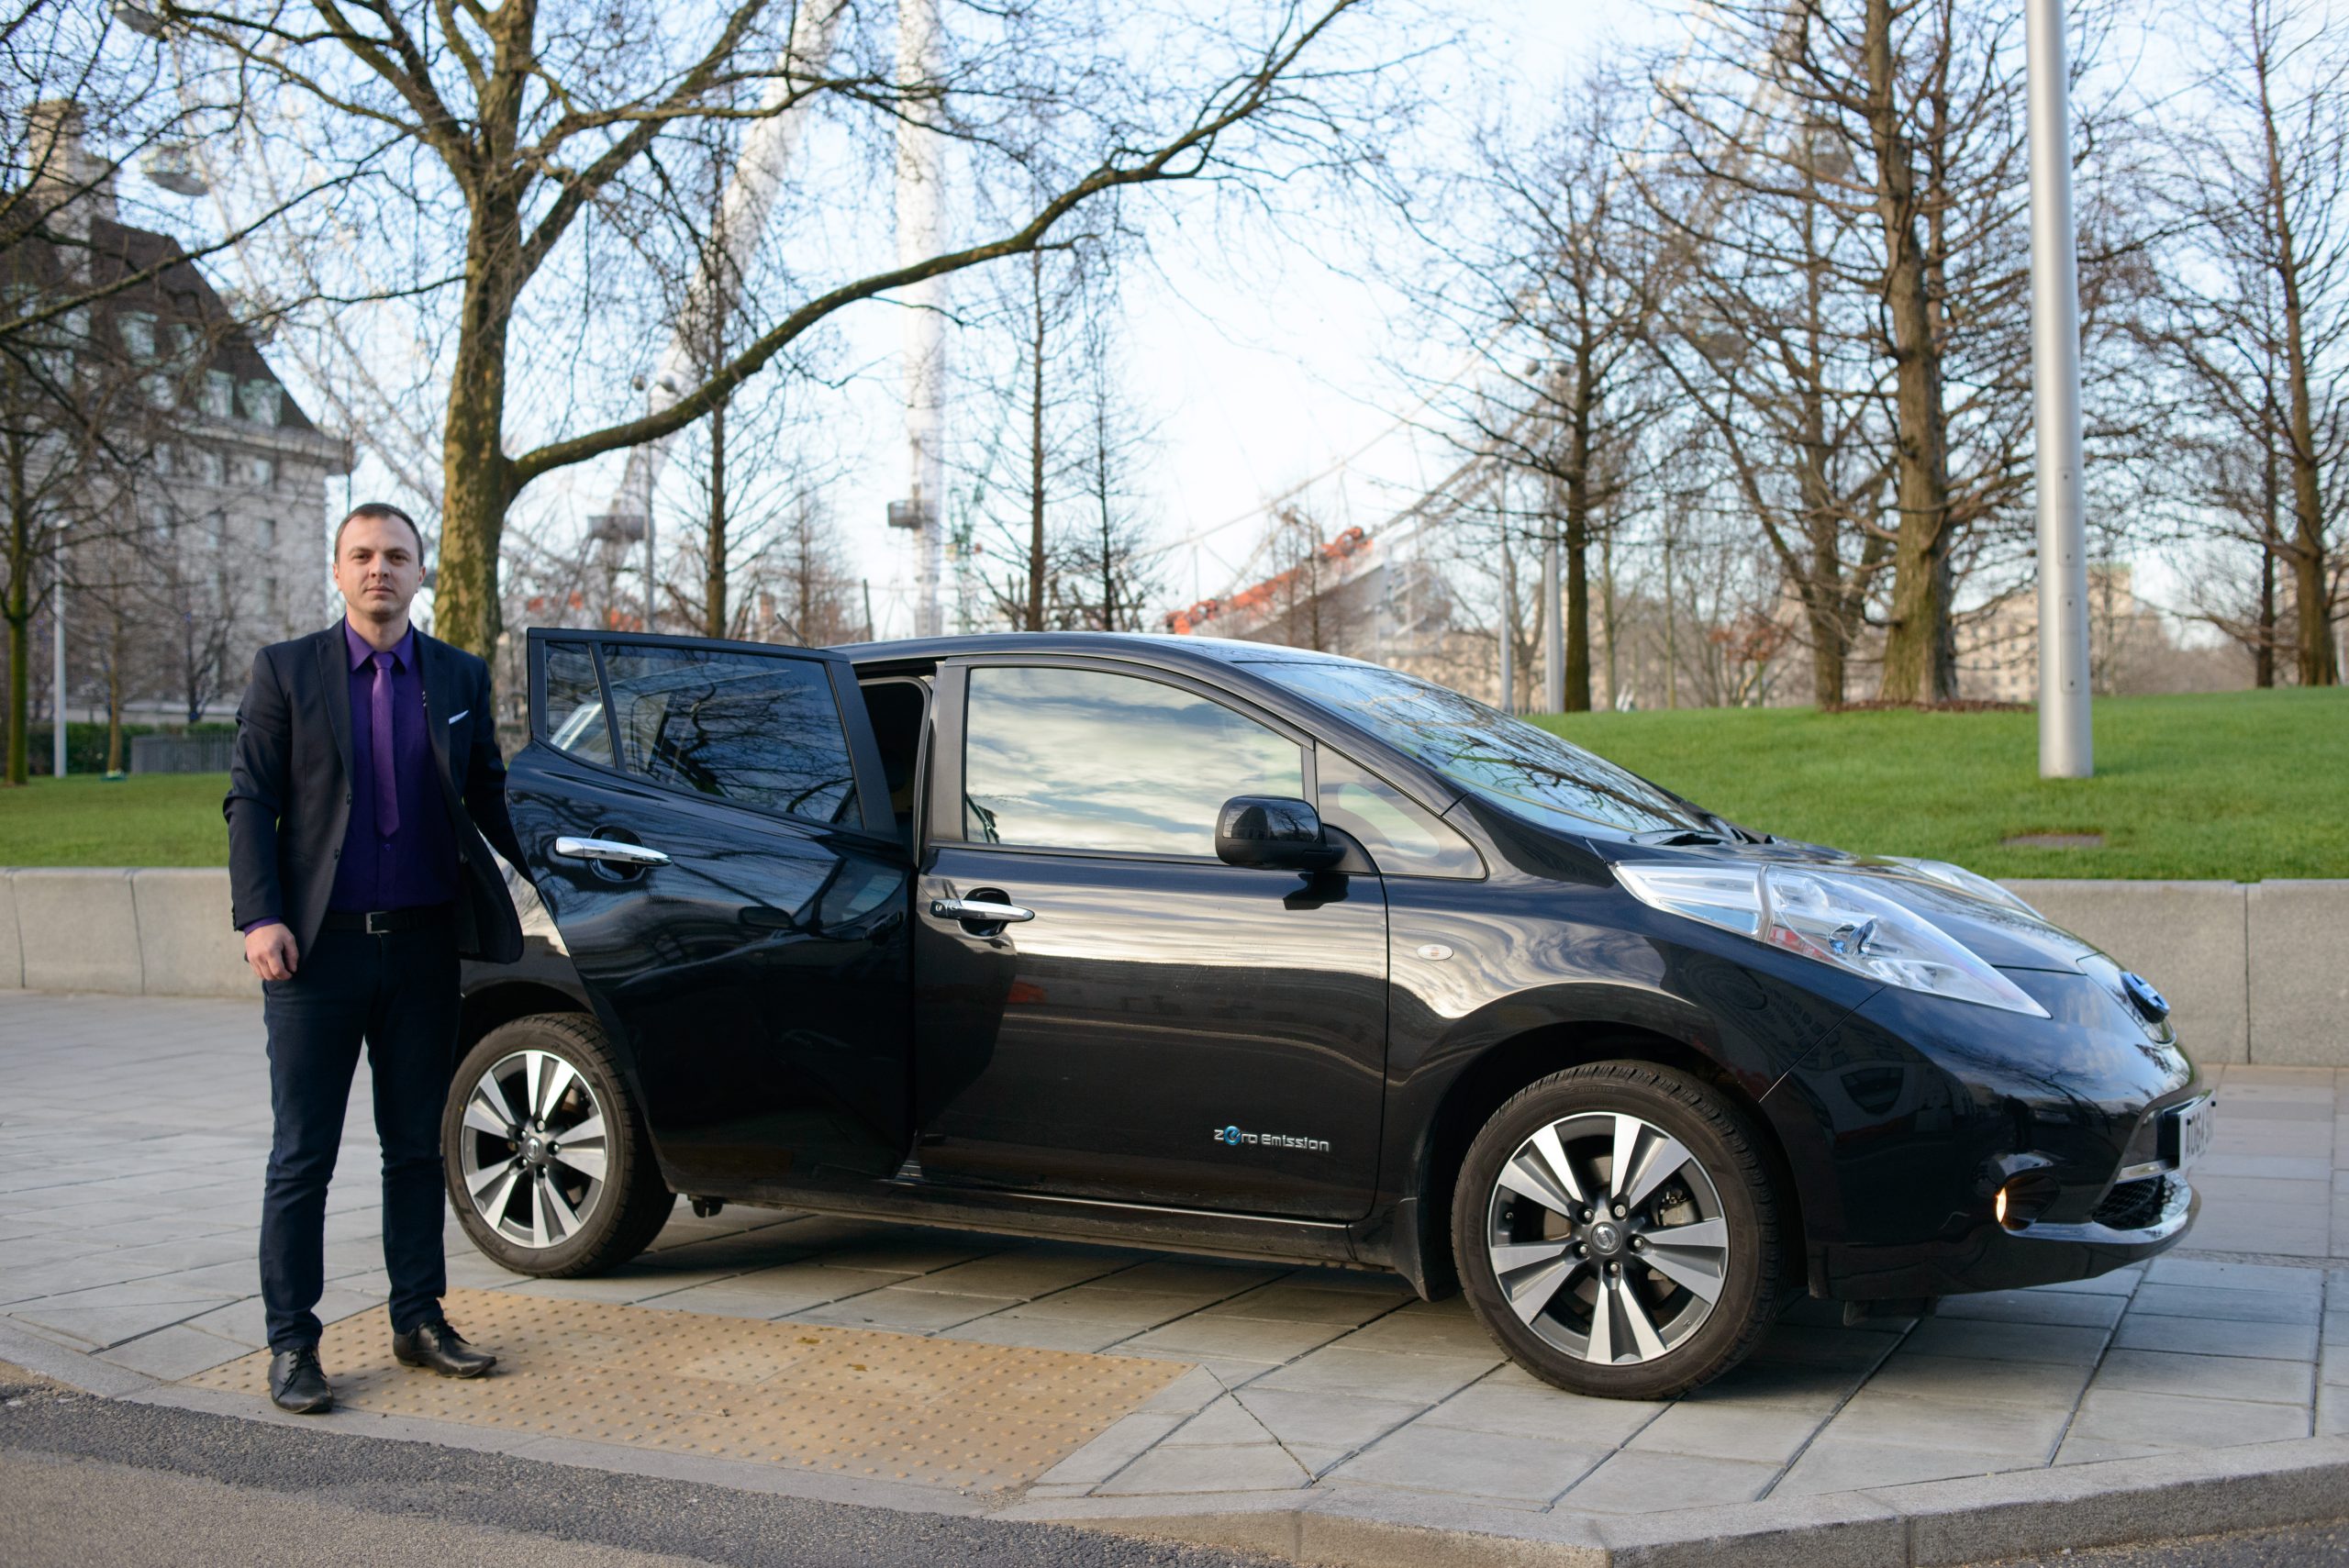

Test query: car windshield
[1250,660,1713,838]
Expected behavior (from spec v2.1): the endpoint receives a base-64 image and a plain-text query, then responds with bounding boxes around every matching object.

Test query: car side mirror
[1216,795,1344,872]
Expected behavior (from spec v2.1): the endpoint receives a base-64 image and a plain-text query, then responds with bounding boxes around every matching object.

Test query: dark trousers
[260,924,461,1351]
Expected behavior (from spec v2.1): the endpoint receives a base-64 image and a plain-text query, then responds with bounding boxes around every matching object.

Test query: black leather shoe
[392,1318,496,1378]
[267,1346,333,1414]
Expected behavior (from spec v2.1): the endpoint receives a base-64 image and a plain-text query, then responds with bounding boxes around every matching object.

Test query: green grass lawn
[1536,687,2349,881]
[0,688,2340,878]
[0,773,235,868]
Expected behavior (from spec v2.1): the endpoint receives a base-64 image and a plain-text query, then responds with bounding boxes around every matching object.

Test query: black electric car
[446,629,2207,1398]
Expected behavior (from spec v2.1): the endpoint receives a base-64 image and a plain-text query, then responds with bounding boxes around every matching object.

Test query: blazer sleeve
[224,648,292,930]
[464,657,529,874]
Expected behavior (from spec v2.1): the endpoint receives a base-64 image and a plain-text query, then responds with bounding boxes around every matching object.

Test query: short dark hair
[334,502,425,560]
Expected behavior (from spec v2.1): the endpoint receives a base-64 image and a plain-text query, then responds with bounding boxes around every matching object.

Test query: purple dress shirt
[327,622,460,913]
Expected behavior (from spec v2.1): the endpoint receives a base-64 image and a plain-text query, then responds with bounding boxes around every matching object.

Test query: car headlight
[1881,856,2042,917]
[1614,862,2050,1018]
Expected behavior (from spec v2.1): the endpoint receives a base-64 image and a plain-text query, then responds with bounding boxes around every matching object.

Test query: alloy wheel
[456,1049,610,1251]
[1483,1110,1731,1365]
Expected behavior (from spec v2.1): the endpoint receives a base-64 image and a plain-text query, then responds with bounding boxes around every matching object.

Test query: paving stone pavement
[3,990,2345,1529]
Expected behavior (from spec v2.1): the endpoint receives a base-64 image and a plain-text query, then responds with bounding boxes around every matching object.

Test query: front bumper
[1767,970,2203,1302]
[1821,1173,2198,1300]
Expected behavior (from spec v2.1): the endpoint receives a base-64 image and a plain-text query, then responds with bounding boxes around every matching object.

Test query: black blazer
[225,623,528,964]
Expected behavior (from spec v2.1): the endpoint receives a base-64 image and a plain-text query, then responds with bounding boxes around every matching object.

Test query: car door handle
[553,835,671,868]
[930,897,1034,924]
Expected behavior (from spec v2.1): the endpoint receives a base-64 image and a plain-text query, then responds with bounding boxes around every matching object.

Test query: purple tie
[370,651,400,839]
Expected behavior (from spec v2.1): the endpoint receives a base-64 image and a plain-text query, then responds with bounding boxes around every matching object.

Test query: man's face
[333,516,424,622]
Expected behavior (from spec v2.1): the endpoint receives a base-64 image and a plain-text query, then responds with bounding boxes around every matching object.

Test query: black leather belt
[322,904,454,935]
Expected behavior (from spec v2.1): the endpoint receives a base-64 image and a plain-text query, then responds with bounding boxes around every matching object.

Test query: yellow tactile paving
[184,1287,1185,1490]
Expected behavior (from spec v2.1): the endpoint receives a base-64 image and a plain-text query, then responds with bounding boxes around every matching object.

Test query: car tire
[443,1013,675,1277]
[1451,1061,1785,1400]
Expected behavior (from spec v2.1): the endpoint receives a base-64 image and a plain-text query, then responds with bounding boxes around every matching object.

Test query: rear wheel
[1451,1061,1784,1399]
[443,1014,674,1277]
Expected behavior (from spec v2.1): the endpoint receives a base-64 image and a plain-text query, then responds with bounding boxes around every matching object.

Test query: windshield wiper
[1629,828,1729,847]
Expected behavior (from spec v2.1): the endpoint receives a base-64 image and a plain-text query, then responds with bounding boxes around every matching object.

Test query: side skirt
[684,1173,1386,1275]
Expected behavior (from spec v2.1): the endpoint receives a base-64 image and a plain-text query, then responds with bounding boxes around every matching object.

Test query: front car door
[507,630,912,1198]
[910,656,1388,1220]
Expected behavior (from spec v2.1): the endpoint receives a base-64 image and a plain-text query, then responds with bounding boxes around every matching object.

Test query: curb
[1014,1436,2349,1566]
[11,1303,2344,1568]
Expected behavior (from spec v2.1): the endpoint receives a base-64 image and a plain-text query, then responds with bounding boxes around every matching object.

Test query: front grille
[2093,1175,2167,1230]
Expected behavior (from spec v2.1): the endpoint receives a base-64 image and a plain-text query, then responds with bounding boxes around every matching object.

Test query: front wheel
[443,1013,675,1277]
[1452,1061,1785,1399]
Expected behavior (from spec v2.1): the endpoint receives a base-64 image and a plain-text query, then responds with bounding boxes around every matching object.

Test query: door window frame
[524,628,899,842]
[934,654,1325,867]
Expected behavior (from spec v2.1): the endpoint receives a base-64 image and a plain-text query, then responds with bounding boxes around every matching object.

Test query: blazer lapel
[417,632,462,809]
[315,626,355,786]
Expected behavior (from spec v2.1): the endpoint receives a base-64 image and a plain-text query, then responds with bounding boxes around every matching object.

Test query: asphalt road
[1988,1525,2349,1567]
[3,1369,2343,1568]
[0,1371,1273,1568]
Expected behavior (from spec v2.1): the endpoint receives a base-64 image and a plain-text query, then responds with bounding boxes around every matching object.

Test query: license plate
[2166,1097,2214,1173]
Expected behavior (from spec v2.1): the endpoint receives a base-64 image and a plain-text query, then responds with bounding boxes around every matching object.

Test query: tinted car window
[1319,751,1484,878]
[963,665,1303,856]
[540,640,614,765]
[600,645,858,824]
[1256,661,1709,837]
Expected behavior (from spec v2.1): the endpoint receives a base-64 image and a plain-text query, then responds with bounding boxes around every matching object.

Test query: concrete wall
[2004,879,2349,1068]
[0,868,2340,1066]
[0,868,253,999]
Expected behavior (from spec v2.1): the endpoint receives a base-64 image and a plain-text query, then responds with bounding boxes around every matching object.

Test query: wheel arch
[1396,1020,1809,1302]
[459,977,595,1053]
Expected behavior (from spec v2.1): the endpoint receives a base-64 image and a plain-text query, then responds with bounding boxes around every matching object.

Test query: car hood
[1634,836,2101,974]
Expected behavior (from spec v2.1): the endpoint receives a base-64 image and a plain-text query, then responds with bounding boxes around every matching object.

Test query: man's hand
[245,923,299,982]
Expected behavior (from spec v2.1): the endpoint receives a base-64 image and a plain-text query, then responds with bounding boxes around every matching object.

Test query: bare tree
[961,243,1083,631]
[766,492,863,644]
[1402,69,1658,712]
[2143,0,2348,685]
[159,0,1382,658]
[1054,253,1160,631]
[1634,95,1892,706]
[1640,0,2065,704]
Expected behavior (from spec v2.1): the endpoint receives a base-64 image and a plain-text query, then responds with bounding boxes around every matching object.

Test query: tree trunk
[2257,424,2278,687]
[1798,162,1847,709]
[1864,0,1955,703]
[1027,255,1048,632]
[1497,516,1517,712]
[1562,353,1593,713]
[432,202,523,658]
[1662,523,1679,710]
[705,395,729,639]
[104,652,122,775]
[1599,526,1618,709]
[4,438,30,786]
[2256,39,2340,686]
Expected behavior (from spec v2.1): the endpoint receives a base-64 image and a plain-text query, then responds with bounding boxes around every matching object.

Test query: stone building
[21,104,349,726]
[1954,564,2172,704]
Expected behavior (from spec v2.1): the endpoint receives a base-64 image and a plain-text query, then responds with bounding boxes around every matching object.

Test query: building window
[265,574,281,616]
[259,517,277,550]
[237,379,282,426]
[201,370,233,418]
[192,448,224,484]
[118,311,156,360]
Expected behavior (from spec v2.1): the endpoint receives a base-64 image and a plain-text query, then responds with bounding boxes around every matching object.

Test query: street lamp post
[2027,0,2093,777]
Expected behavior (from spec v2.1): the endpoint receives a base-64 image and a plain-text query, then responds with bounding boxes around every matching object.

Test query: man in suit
[226,502,528,1414]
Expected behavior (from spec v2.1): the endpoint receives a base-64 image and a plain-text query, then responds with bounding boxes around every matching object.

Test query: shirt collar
[344,619,415,673]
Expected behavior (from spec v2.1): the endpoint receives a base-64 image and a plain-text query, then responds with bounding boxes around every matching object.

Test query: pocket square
[448,709,469,725]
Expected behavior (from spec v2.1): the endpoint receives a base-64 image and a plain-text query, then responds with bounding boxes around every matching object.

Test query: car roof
[832,631,1382,673]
